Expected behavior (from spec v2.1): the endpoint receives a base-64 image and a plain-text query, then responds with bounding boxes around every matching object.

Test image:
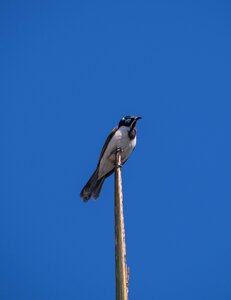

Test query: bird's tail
[80,168,106,202]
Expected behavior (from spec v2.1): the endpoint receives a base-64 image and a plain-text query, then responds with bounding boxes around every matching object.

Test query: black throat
[128,125,137,140]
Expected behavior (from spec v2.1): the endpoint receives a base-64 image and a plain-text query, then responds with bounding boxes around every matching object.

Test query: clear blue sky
[1,1,231,299]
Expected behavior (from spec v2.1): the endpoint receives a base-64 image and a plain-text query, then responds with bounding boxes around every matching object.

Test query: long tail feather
[80,169,105,202]
[91,177,105,200]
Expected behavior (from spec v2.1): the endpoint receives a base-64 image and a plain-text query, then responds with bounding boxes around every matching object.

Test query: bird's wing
[97,126,118,166]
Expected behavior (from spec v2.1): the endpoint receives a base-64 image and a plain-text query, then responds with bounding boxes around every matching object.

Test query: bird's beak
[133,116,142,126]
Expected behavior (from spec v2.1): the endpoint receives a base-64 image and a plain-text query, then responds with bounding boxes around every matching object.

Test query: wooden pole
[114,148,129,300]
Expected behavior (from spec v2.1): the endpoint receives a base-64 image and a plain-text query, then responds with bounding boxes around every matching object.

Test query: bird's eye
[125,119,131,124]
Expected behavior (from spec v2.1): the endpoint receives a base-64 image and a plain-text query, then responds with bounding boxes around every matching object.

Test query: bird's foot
[114,147,123,167]
[111,147,122,155]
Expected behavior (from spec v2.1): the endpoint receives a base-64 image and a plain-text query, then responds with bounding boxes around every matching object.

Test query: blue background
[1,1,231,299]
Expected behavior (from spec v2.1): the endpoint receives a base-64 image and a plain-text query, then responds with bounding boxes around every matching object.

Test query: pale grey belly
[98,139,135,179]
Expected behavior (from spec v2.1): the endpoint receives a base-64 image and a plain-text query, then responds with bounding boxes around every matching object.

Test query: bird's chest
[98,127,136,178]
[108,128,136,161]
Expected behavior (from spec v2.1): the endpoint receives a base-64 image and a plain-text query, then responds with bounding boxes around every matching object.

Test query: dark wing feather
[97,126,118,167]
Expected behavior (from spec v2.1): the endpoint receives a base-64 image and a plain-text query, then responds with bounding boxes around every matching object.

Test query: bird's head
[118,116,142,128]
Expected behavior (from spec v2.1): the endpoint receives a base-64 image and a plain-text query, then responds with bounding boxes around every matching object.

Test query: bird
[80,115,142,202]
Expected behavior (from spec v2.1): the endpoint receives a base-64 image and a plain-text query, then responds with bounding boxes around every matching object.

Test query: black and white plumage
[80,116,141,202]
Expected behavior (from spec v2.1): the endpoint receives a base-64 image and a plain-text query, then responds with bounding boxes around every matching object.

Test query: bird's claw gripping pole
[114,148,129,300]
